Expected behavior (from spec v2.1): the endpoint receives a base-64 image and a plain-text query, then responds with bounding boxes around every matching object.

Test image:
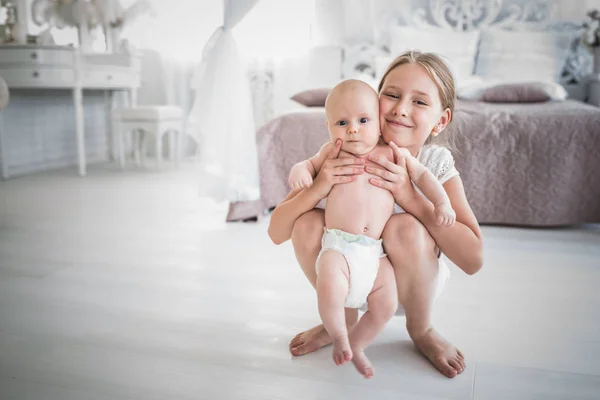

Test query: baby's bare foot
[332,336,352,365]
[289,324,332,356]
[351,349,374,379]
[413,328,465,378]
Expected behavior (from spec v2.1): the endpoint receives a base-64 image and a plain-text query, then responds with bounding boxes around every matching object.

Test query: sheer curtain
[188,0,261,203]
[122,0,315,205]
[116,0,222,133]
[189,0,314,204]
[120,0,222,63]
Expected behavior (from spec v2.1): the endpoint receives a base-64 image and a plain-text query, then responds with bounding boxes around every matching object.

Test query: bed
[227,0,600,226]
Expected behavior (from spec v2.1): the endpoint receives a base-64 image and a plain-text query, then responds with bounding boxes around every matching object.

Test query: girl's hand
[366,141,418,207]
[310,139,365,199]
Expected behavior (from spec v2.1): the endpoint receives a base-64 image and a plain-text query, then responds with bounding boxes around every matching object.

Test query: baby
[288,79,455,378]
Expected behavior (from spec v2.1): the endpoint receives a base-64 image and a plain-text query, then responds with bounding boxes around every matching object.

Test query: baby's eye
[359,117,369,123]
[337,120,347,126]
[385,93,399,99]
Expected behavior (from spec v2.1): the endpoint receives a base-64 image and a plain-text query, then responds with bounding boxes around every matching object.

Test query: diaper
[316,228,386,309]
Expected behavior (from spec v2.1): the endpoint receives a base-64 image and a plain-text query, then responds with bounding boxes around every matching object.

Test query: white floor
[0,162,599,400]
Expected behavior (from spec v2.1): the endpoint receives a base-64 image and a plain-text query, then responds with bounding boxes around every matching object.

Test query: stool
[113,105,184,168]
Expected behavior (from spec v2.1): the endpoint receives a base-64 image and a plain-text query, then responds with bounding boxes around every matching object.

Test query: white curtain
[189,0,261,203]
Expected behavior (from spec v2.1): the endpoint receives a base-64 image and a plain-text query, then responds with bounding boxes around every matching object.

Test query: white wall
[555,0,600,20]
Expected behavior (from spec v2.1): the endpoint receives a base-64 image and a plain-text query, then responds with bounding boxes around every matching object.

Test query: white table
[0,44,141,178]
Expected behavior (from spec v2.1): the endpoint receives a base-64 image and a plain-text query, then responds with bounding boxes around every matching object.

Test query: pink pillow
[480,84,551,103]
[290,88,331,107]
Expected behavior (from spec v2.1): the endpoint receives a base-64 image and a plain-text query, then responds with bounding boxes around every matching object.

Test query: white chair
[113,50,184,169]
[113,106,183,168]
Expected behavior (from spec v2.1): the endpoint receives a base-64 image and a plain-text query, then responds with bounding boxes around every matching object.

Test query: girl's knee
[382,214,436,255]
[291,210,324,252]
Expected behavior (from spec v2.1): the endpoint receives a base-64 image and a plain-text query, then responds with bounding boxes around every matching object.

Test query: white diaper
[316,228,386,309]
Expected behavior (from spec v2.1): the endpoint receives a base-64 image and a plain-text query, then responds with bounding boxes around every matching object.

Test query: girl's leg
[382,213,466,378]
[291,209,324,287]
[316,250,352,365]
[288,210,358,355]
[348,257,398,378]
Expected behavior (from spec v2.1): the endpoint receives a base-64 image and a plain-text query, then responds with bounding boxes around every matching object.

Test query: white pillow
[388,26,480,84]
[475,28,574,83]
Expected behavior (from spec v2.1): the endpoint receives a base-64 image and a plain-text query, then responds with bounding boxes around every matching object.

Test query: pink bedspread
[227,101,600,226]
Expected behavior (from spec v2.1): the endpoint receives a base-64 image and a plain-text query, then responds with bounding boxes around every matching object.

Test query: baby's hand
[288,163,314,190]
[434,203,456,227]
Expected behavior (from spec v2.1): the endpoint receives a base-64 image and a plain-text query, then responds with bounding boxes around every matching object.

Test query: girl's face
[379,63,451,156]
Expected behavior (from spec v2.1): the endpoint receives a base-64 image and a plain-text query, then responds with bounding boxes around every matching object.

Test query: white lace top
[316,145,459,212]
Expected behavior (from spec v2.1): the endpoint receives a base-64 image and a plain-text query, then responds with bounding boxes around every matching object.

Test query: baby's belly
[325,174,394,239]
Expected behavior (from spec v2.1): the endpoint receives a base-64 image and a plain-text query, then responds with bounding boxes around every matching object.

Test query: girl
[268,51,483,379]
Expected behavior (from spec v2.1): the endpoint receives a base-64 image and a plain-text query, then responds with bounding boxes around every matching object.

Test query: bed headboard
[373,0,554,33]
[341,0,589,87]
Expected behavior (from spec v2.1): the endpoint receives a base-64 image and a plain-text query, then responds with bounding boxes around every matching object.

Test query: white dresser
[0,44,141,178]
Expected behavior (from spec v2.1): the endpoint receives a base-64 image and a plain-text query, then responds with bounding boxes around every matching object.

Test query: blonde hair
[378,50,457,148]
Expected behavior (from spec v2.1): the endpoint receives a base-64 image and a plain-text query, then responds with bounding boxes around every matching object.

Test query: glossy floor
[0,163,599,400]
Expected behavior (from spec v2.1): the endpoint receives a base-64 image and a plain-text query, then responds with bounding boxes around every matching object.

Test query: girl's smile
[384,119,414,128]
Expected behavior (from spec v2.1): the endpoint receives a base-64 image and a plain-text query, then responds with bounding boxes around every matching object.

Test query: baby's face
[326,87,381,156]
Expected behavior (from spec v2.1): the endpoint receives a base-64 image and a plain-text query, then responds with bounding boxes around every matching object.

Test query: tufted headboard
[340,0,589,89]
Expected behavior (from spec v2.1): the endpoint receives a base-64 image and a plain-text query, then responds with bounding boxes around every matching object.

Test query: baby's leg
[316,250,352,365]
[289,211,359,357]
[349,257,398,378]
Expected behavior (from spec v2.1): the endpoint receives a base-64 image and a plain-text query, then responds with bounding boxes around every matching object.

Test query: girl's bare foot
[289,324,332,356]
[351,349,374,378]
[332,336,352,365]
[413,328,466,378]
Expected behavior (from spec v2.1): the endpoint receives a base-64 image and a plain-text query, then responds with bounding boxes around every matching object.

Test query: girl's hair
[378,50,458,148]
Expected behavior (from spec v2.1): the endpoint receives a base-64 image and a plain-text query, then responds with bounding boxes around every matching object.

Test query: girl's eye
[359,117,369,123]
[337,120,347,126]
[415,100,427,106]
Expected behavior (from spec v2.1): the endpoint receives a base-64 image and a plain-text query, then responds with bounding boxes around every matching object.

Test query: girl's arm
[268,187,324,245]
[367,141,482,275]
[403,176,483,275]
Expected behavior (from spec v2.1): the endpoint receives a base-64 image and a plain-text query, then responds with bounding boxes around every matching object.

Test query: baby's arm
[404,153,456,227]
[288,141,334,190]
